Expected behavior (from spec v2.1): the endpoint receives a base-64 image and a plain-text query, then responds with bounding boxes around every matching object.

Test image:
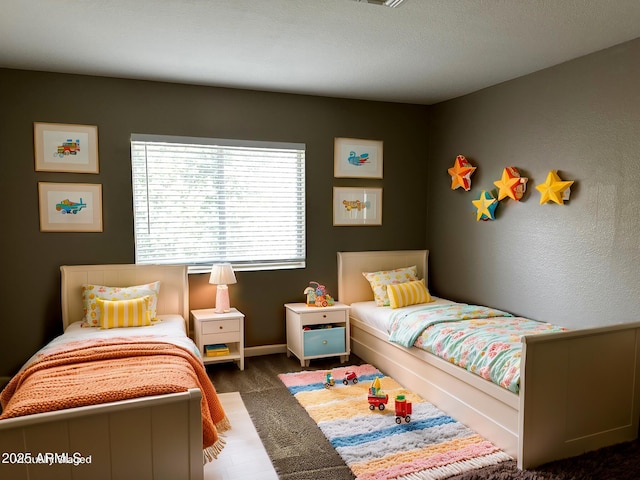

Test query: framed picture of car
[333,187,382,226]
[34,122,99,173]
[38,182,103,232]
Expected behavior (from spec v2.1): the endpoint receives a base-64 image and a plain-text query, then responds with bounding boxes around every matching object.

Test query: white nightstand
[191,308,245,370]
[285,302,350,367]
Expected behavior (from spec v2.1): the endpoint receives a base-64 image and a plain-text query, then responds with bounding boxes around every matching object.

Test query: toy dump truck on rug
[394,394,412,423]
[367,377,389,410]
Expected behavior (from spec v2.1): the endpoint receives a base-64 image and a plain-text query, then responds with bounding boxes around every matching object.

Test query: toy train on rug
[324,370,413,424]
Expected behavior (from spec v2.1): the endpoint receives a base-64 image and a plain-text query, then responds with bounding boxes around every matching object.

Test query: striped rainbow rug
[278,364,511,480]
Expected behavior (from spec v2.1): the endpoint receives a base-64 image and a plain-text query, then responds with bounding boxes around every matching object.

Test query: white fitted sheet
[349,297,458,332]
[64,314,187,338]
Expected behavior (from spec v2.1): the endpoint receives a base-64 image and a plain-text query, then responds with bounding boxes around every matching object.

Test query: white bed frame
[0,264,206,480]
[338,250,640,469]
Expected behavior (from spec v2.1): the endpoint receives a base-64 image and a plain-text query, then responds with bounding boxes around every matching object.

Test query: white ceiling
[3,0,640,105]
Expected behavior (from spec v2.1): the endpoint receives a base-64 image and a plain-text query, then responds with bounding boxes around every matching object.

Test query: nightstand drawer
[303,327,345,356]
[200,332,239,345]
[301,310,345,326]
[202,319,239,335]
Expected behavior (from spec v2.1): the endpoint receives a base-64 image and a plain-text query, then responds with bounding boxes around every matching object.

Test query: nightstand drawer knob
[322,340,328,345]
[219,326,223,330]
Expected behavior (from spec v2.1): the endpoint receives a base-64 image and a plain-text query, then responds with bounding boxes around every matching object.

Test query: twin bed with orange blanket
[0,264,228,480]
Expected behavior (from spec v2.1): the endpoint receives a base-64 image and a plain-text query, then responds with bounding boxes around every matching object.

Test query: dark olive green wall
[4,36,640,379]
[0,68,429,377]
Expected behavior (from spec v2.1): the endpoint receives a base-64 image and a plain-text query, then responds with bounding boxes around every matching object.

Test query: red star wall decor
[448,155,476,191]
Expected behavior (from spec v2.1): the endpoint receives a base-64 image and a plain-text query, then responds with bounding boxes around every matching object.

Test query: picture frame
[38,182,103,232]
[34,122,99,173]
[334,137,383,178]
[333,187,382,226]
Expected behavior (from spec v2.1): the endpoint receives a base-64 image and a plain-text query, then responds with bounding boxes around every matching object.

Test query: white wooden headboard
[60,264,189,329]
[337,250,429,305]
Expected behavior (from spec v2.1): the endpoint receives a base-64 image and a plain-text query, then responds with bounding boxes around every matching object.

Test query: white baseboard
[245,344,287,357]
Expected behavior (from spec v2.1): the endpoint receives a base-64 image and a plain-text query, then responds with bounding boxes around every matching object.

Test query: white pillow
[362,266,418,307]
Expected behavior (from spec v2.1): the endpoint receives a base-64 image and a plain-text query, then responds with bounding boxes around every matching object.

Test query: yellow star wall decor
[535,170,574,205]
[448,155,476,191]
[494,166,528,201]
[472,190,498,221]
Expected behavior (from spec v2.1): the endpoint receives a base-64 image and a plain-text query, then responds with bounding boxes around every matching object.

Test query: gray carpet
[208,354,640,479]
[209,353,360,479]
[241,388,351,479]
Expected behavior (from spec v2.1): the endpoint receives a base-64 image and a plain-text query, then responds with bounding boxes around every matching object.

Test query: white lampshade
[209,263,237,286]
[209,264,237,313]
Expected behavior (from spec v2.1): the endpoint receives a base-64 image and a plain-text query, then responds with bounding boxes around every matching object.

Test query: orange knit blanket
[0,338,230,459]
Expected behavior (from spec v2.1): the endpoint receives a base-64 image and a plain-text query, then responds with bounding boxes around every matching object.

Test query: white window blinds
[131,134,306,272]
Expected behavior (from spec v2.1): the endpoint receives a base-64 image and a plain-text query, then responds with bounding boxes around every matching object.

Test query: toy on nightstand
[324,371,335,389]
[342,370,358,385]
[303,281,335,307]
[394,395,412,423]
[367,376,389,411]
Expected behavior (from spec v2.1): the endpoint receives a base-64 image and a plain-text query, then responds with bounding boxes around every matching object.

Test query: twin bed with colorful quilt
[355,263,567,393]
[338,250,640,470]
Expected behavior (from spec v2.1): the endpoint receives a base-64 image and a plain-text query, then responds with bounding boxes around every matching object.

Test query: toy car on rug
[342,370,358,385]
[324,370,358,388]
[324,371,335,388]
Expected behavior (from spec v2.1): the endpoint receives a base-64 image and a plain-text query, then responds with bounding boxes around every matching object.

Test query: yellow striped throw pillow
[82,281,160,327]
[387,280,432,309]
[97,295,152,329]
[363,266,419,307]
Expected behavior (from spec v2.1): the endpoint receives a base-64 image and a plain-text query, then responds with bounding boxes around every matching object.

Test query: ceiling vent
[352,0,407,7]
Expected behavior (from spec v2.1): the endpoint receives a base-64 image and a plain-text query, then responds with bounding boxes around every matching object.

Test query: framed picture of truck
[34,122,99,173]
[38,182,103,232]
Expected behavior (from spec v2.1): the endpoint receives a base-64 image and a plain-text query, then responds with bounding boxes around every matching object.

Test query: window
[131,134,305,273]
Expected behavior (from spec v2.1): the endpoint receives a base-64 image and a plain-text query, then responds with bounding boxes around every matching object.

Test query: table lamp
[209,263,237,313]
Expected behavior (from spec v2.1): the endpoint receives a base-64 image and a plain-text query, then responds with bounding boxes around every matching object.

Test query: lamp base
[214,284,231,313]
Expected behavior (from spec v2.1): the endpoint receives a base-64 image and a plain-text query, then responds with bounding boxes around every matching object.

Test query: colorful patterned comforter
[388,304,567,393]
